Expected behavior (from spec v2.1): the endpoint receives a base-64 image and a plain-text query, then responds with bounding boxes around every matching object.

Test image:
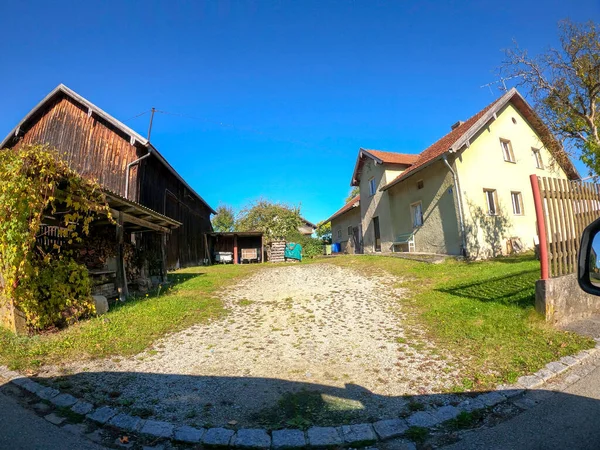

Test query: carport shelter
[210,232,264,264]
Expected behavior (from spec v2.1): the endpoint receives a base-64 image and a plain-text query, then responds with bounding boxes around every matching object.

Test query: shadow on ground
[4,372,600,450]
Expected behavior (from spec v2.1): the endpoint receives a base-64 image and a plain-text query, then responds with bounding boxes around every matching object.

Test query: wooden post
[161,233,168,283]
[530,175,549,280]
[261,234,265,264]
[115,212,129,300]
[233,234,238,265]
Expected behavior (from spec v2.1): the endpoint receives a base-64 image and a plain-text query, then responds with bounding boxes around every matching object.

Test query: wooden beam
[110,208,171,234]
[233,234,238,265]
[115,214,129,301]
[161,233,168,283]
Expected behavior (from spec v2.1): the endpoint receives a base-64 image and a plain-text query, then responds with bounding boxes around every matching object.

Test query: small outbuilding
[209,232,264,264]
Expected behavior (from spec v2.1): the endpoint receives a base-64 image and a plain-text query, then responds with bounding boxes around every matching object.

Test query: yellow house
[351,88,579,258]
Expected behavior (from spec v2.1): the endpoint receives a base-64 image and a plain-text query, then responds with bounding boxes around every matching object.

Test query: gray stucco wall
[387,159,462,255]
[331,207,361,253]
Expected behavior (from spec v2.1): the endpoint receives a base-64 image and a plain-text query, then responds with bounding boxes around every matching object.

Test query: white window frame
[500,138,515,163]
[369,178,376,196]
[511,191,524,215]
[484,189,499,216]
[411,201,424,228]
[532,148,544,169]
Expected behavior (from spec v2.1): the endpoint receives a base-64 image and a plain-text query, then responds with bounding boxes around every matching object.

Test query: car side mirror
[578,216,600,296]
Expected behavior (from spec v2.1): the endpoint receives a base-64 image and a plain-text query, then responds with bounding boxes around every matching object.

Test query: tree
[315,220,332,243]
[211,204,236,232]
[345,186,360,203]
[236,199,303,242]
[501,20,600,175]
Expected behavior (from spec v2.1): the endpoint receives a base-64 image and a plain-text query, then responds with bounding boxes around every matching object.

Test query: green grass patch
[250,390,362,429]
[0,264,261,371]
[322,253,595,389]
[405,426,429,443]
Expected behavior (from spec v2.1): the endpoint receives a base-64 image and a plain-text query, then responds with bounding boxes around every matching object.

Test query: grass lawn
[320,253,595,390]
[0,264,262,371]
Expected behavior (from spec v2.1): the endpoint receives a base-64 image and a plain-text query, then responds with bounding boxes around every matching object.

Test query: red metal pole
[530,174,549,280]
[233,234,238,265]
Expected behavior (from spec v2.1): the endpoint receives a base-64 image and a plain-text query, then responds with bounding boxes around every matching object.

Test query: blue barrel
[332,243,341,253]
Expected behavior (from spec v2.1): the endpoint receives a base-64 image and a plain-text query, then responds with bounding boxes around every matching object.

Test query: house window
[337,229,342,238]
[369,178,376,196]
[500,138,515,163]
[411,202,423,228]
[348,226,353,236]
[484,189,499,215]
[532,148,544,169]
[511,191,524,215]
[417,180,424,190]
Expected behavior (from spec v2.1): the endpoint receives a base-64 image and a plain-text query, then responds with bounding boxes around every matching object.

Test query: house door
[352,226,362,254]
[373,217,381,252]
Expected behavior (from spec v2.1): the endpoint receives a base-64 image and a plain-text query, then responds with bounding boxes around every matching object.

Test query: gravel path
[39,263,461,428]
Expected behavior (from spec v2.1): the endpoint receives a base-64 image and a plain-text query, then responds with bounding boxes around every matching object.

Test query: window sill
[503,159,517,164]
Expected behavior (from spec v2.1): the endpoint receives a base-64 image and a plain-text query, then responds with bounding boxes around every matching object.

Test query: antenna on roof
[480,75,521,95]
[147,107,156,142]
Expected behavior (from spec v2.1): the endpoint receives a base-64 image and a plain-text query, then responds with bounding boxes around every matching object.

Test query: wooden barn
[1,84,216,273]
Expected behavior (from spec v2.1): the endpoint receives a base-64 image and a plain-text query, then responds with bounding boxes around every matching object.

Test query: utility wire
[123,110,150,123]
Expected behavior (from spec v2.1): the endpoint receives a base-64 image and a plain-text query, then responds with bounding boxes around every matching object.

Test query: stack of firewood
[269,241,286,263]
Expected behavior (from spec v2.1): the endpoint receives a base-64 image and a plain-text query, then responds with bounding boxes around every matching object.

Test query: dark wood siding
[8,92,213,269]
[138,156,212,268]
[12,95,143,200]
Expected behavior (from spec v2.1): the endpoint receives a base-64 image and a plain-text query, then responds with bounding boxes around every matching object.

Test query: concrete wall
[455,102,569,258]
[331,207,361,253]
[387,158,462,255]
[359,160,406,253]
[536,274,600,325]
[0,295,27,334]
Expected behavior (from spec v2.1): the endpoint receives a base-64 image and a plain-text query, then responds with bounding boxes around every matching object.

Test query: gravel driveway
[39,263,460,428]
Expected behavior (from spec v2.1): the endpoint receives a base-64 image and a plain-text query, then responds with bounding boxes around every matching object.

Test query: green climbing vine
[0,144,110,330]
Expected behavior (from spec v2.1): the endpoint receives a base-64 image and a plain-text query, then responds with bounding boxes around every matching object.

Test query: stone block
[307,426,343,447]
[71,400,94,415]
[372,418,408,440]
[16,378,43,395]
[457,398,484,413]
[37,386,60,400]
[536,368,555,381]
[93,295,109,315]
[109,413,143,432]
[140,420,174,438]
[517,375,542,389]
[232,428,271,449]
[87,406,118,424]
[406,411,439,428]
[272,429,306,449]
[535,274,600,325]
[62,423,87,435]
[44,413,66,425]
[203,427,235,448]
[433,405,460,422]
[174,425,205,444]
[50,393,78,408]
[546,361,568,374]
[559,355,579,366]
[477,392,506,407]
[341,423,376,446]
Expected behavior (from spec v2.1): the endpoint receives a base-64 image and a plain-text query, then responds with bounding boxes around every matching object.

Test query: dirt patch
[37,264,462,428]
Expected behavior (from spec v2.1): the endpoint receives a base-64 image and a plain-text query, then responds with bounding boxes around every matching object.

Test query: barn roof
[1,84,216,214]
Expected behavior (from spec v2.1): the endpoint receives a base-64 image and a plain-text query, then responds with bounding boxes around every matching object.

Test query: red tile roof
[364,150,419,165]
[381,88,580,190]
[326,195,360,223]
[381,95,503,190]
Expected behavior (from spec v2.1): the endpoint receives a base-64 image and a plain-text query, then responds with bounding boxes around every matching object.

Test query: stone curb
[0,345,596,449]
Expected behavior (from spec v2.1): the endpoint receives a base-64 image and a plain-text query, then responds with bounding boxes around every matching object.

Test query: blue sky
[0,1,597,223]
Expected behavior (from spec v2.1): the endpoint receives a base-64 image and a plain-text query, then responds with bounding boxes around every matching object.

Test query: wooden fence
[535,176,600,278]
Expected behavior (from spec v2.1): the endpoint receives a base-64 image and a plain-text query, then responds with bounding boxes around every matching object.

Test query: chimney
[451,120,464,130]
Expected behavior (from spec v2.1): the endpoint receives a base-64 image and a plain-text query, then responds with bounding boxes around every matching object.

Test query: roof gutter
[442,154,467,257]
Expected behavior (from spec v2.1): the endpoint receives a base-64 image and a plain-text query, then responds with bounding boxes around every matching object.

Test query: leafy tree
[236,199,303,242]
[315,220,332,243]
[345,186,360,203]
[211,204,236,232]
[501,20,600,174]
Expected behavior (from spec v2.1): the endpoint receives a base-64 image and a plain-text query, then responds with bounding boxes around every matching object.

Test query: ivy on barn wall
[0,144,111,330]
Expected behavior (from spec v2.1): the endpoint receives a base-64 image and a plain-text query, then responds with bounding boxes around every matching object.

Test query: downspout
[125,150,152,200]
[443,154,467,257]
